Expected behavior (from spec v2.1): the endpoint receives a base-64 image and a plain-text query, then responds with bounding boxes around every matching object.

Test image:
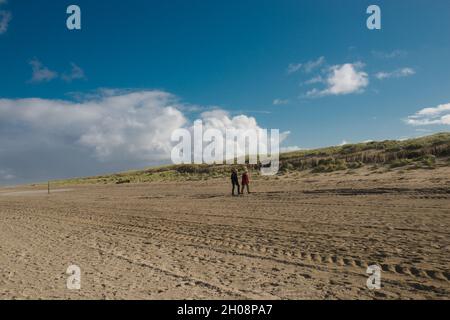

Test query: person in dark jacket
[231,168,240,196]
[241,168,250,194]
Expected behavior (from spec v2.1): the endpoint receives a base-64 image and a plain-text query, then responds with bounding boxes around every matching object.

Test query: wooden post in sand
[48,181,50,194]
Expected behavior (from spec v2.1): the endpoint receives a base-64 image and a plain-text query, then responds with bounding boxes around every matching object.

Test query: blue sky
[0,0,450,184]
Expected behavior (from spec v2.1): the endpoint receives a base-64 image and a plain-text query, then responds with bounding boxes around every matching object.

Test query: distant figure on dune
[241,168,250,194]
[231,168,240,196]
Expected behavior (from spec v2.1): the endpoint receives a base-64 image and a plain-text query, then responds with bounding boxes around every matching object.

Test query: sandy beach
[0,166,449,300]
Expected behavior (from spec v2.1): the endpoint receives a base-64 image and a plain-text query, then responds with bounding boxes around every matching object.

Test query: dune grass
[53,132,450,186]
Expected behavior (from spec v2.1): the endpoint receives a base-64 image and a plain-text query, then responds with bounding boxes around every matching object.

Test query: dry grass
[51,132,450,186]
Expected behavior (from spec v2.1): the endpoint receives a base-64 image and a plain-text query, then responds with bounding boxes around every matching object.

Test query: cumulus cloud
[0,10,11,34]
[0,91,187,162]
[375,67,415,80]
[29,59,58,83]
[306,62,369,97]
[200,109,260,133]
[183,109,288,162]
[62,63,86,82]
[198,110,288,141]
[0,90,284,184]
[405,103,450,126]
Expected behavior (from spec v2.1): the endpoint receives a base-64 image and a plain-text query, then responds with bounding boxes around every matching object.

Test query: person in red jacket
[241,168,250,194]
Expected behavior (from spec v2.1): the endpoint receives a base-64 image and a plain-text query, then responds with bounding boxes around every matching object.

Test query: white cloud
[303,56,325,73]
[302,75,324,86]
[280,146,303,153]
[29,59,86,83]
[195,109,289,157]
[29,59,58,83]
[415,128,431,133]
[62,63,86,82]
[287,63,302,74]
[375,67,415,80]
[372,50,407,59]
[0,10,11,34]
[200,109,261,133]
[77,92,187,162]
[198,110,289,140]
[273,98,289,105]
[287,56,325,75]
[338,140,349,146]
[405,103,450,126]
[0,90,283,184]
[306,62,369,97]
[0,168,15,181]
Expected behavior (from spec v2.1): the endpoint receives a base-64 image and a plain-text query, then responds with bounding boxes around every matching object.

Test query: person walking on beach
[231,168,240,196]
[241,168,250,194]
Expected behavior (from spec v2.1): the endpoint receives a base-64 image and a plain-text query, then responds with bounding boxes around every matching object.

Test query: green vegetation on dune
[54,132,450,186]
[279,132,450,172]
